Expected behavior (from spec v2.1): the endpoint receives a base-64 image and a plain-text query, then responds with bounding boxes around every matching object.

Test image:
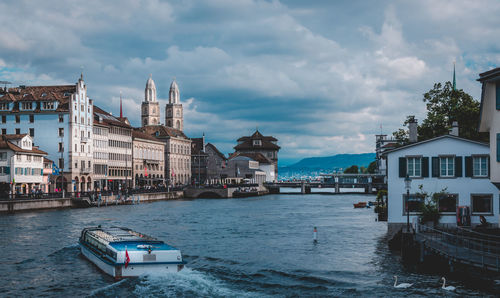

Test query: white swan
[441,277,456,291]
[393,275,413,288]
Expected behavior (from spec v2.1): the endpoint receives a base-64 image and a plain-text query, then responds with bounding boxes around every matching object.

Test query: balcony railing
[80,167,92,174]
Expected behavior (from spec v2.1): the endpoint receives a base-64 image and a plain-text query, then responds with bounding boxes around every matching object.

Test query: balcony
[80,167,92,174]
[81,136,89,143]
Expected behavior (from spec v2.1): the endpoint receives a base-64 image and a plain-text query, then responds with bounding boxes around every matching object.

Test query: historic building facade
[234,130,280,182]
[93,106,132,191]
[0,74,94,192]
[132,129,165,186]
[141,75,160,127]
[0,134,47,196]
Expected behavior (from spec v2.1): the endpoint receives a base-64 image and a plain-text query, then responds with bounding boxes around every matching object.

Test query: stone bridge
[184,187,237,199]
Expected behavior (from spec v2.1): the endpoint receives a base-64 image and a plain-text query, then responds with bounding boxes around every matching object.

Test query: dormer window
[41,93,47,97]
[42,101,55,110]
[0,103,9,110]
[23,93,29,97]
[21,102,33,110]
[64,92,71,97]
[253,139,262,146]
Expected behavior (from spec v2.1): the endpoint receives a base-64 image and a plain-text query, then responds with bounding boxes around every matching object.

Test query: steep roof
[229,152,271,164]
[190,137,207,155]
[93,106,132,129]
[140,125,189,139]
[0,85,77,113]
[234,130,280,151]
[132,129,163,143]
[206,143,226,160]
[383,134,488,156]
[0,135,47,155]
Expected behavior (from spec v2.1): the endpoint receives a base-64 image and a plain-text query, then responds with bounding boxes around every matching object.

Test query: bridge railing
[417,223,500,270]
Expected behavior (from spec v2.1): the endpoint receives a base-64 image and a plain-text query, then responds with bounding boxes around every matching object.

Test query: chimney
[450,121,459,136]
[408,116,418,143]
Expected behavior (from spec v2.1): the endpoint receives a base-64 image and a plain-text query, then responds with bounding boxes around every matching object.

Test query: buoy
[313,227,318,243]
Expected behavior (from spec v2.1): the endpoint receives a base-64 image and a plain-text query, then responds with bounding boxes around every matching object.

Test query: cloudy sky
[1,0,499,165]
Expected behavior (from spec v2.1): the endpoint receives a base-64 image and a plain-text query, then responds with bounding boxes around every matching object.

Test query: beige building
[132,129,165,186]
[93,106,132,191]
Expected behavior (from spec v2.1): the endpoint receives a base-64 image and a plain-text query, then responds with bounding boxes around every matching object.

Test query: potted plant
[417,186,446,227]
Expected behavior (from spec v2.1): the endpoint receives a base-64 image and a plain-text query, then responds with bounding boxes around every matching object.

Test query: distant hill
[279,153,376,172]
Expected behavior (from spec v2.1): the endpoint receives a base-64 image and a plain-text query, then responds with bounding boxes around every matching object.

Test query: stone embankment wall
[0,191,184,213]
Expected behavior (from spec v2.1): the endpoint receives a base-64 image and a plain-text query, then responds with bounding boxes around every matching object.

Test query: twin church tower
[141,75,183,131]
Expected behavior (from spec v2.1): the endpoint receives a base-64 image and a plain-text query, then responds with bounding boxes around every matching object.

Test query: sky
[1,0,499,166]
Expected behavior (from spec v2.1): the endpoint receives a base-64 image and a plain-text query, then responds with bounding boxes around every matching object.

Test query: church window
[176,110,180,117]
[153,107,156,113]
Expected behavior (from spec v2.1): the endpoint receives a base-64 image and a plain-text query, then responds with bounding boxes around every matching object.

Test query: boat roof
[85,226,159,243]
[109,241,178,251]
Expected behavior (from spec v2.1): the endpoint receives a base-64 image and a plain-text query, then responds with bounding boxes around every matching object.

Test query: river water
[0,194,492,297]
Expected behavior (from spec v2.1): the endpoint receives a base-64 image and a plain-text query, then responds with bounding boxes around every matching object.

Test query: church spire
[452,62,456,91]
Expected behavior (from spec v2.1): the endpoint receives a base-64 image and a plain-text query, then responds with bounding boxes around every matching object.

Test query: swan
[441,277,455,291]
[393,275,413,288]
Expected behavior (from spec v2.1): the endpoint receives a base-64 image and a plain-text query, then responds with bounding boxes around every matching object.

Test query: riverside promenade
[0,189,184,213]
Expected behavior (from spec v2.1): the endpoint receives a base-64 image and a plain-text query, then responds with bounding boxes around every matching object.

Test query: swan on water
[441,277,456,291]
[393,276,413,288]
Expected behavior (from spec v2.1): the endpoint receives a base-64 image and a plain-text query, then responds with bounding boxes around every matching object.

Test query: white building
[385,134,498,235]
[478,67,500,189]
[0,74,94,192]
[0,134,47,195]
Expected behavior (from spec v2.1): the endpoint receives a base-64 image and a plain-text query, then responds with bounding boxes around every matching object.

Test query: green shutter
[465,156,473,177]
[399,157,406,178]
[497,84,500,110]
[455,156,462,177]
[497,134,500,162]
[422,157,429,177]
[5,166,10,174]
[432,157,439,177]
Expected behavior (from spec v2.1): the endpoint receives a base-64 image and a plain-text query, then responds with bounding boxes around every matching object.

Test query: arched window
[176,120,180,129]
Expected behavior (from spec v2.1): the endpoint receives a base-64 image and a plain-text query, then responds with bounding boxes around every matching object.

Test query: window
[440,157,454,177]
[1,115,5,123]
[473,156,488,177]
[0,152,7,160]
[15,115,20,123]
[29,128,34,137]
[58,158,64,169]
[81,145,84,152]
[81,161,85,169]
[21,102,33,110]
[42,102,54,109]
[1,129,5,135]
[437,194,458,213]
[58,128,64,137]
[407,157,422,177]
[59,114,64,122]
[471,194,493,214]
[253,139,262,146]
[402,194,424,214]
[29,115,34,123]
[75,162,78,169]
[0,103,9,110]
[75,144,77,152]
[15,128,20,134]
[59,142,64,152]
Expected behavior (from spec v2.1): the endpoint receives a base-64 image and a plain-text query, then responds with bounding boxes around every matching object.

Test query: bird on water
[441,277,456,291]
[393,276,413,288]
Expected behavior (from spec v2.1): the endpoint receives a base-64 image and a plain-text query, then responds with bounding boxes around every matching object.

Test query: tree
[367,160,377,174]
[393,81,488,143]
[344,165,359,174]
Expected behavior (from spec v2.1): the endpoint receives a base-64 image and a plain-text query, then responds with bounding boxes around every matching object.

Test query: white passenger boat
[79,226,186,279]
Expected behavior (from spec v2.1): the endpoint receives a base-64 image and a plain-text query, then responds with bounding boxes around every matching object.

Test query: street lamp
[404,174,412,232]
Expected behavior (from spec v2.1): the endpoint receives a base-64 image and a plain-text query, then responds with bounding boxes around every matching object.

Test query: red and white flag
[145,166,148,177]
[171,169,175,177]
[125,247,130,268]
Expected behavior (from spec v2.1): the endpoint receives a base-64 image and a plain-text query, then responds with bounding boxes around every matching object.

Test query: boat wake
[133,267,265,298]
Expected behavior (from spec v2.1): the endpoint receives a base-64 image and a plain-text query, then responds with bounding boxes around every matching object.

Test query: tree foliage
[367,161,377,174]
[393,81,488,144]
[343,165,359,174]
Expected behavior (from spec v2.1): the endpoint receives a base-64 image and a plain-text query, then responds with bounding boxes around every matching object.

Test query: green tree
[367,160,377,174]
[393,81,488,143]
[344,165,359,174]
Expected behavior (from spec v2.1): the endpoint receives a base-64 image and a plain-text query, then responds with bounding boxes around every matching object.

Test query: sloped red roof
[234,130,280,150]
[140,125,189,139]
[0,85,76,112]
[93,106,132,129]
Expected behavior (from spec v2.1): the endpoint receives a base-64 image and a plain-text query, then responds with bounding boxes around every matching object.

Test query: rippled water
[0,194,493,297]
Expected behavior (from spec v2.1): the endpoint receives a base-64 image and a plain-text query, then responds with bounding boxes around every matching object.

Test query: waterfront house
[0,134,47,196]
[132,129,165,187]
[385,134,498,236]
[234,130,280,182]
[478,68,500,191]
[0,75,94,192]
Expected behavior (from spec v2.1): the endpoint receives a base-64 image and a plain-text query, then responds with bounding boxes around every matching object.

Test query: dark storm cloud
[1,0,500,163]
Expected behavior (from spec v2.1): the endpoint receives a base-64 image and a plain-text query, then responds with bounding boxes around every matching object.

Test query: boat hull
[80,244,183,279]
